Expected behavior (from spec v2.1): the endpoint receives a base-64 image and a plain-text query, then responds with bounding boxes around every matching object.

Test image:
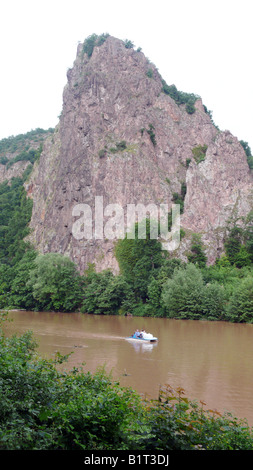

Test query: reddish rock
[26,36,253,271]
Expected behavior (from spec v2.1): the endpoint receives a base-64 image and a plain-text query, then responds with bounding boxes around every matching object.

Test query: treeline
[0,128,54,155]
[1,320,253,450]
[81,222,253,322]
[1,207,253,322]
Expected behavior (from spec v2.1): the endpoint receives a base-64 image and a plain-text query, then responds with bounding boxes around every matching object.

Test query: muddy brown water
[3,310,253,425]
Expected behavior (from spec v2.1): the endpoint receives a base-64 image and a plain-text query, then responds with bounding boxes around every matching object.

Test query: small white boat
[126,332,158,343]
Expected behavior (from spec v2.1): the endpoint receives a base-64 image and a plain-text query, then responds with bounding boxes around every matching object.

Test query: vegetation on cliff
[161,80,198,114]
[0,128,53,155]
[82,33,109,58]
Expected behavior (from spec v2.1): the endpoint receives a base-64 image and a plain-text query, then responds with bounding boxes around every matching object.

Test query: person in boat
[140,329,146,338]
[134,329,141,338]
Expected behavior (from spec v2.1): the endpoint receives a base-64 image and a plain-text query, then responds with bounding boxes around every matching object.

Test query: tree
[187,233,207,268]
[10,250,37,309]
[81,270,134,315]
[240,140,253,169]
[226,277,253,323]
[224,226,243,265]
[27,253,84,312]
[161,264,205,319]
[147,259,185,317]
[115,219,164,301]
[201,282,226,320]
[0,176,33,265]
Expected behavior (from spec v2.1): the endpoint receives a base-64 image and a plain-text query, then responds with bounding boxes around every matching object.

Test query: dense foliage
[0,175,33,265]
[0,128,53,156]
[240,140,253,169]
[0,323,252,450]
[82,33,109,58]
[161,80,198,114]
[1,205,253,322]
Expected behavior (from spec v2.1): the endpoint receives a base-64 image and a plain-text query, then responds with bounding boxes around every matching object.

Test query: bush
[0,328,144,450]
[124,39,134,49]
[1,325,253,450]
[147,124,156,146]
[82,33,109,58]
[161,81,198,114]
[191,144,208,164]
[146,68,153,78]
[145,384,253,450]
[240,140,253,169]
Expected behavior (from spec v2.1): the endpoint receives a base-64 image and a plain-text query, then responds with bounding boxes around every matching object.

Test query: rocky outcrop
[0,160,30,182]
[0,128,54,184]
[181,131,253,262]
[25,35,253,272]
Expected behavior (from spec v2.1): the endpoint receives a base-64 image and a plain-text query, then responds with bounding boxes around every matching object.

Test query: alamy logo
[72,196,181,251]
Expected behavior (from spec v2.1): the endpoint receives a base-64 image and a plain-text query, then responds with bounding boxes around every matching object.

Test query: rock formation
[24,35,253,272]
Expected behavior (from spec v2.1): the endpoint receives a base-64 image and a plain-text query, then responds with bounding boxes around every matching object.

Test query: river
[3,310,253,426]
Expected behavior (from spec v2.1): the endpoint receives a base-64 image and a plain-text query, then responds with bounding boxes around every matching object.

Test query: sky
[0,0,252,149]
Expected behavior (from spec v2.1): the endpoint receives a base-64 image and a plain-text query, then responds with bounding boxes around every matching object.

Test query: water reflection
[126,339,158,353]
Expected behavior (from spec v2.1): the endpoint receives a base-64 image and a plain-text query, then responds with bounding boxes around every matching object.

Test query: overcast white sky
[0,0,252,149]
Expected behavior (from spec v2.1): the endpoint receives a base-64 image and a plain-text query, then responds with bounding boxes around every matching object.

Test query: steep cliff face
[26,35,253,272]
[182,131,253,262]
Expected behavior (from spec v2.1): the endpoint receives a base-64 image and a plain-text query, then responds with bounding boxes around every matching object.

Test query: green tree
[9,250,37,309]
[124,39,134,49]
[27,253,84,312]
[81,270,134,315]
[224,226,243,265]
[226,277,253,323]
[115,219,164,301]
[187,233,207,268]
[147,259,185,316]
[202,282,226,320]
[161,264,205,319]
[0,176,33,265]
[0,263,14,308]
[240,140,253,169]
[82,33,109,57]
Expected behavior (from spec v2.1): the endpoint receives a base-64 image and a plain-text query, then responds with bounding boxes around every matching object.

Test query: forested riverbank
[1,238,253,323]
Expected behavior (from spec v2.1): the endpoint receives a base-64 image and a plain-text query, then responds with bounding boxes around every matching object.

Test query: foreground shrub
[0,322,253,450]
[144,385,253,450]
[0,326,144,450]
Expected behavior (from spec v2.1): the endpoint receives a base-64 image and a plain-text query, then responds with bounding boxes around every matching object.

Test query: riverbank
[1,230,253,324]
